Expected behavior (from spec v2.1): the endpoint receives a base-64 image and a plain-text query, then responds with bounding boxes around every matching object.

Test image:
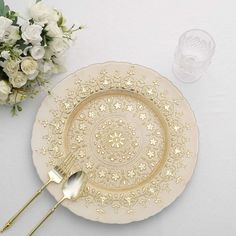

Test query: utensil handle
[0,180,51,233]
[27,198,65,236]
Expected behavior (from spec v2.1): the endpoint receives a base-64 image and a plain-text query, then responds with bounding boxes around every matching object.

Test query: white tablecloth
[0,0,235,235]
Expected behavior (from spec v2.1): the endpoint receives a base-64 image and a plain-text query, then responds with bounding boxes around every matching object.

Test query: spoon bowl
[63,171,88,200]
[28,170,87,236]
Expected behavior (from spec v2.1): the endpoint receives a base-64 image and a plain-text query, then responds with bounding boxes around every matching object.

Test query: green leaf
[0,0,5,16]
[11,105,17,116]
[17,105,22,112]
[7,11,17,24]
[58,16,63,27]
[36,0,42,3]
[3,4,9,15]
[16,38,30,51]
[0,69,8,81]
[0,0,4,10]
[0,0,11,17]
[11,101,23,116]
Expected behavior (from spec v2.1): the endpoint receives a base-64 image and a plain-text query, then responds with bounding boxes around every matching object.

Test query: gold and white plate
[31,62,198,224]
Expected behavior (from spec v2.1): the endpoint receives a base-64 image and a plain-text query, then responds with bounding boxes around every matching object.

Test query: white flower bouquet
[0,0,82,115]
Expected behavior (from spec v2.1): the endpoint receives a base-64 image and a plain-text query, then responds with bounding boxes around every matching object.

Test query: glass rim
[178,28,216,59]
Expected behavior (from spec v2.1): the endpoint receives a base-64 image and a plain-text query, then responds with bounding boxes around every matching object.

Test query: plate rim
[31,61,199,224]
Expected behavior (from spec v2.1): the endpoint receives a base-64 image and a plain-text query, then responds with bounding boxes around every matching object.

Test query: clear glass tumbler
[173,29,215,82]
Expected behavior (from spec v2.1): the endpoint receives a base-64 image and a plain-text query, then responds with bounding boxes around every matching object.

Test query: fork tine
[56,154,71,170]
[57,153,75,176]
[54,166,63,176]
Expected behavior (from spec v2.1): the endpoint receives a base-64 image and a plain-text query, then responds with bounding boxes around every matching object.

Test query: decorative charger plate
[31,62,198,224]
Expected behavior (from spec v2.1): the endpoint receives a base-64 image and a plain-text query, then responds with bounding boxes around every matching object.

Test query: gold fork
[0,153,75,233]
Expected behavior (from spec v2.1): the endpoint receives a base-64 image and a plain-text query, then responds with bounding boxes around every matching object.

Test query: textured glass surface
[173,29,215,82]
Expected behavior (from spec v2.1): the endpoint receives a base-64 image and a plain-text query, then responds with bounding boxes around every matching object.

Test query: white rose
[14,48,23,56]
[39,60,54,73]
[44,48,53,60]
[49,38,69,55]
[57,11,66,26]
[0,16,12,40]
[50,10,60,23]
[52,63,66,74]
[21,57,38,75]
[23,46,32,56]
[9,71,28,88]
[4,25,21,45]
[45,22,62,37]
[21,24,42,45]
[0,80,11,103]
[29,2,57,25]
[8,90,27,105]
[1,50,10,60]
[30,45,45,60]
[28,70,39,80]
[52,54,66,65]
[3,60,20,77]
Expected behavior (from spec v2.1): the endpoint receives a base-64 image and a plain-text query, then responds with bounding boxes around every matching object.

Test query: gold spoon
[27,171,87,236]
[0,153,75,233]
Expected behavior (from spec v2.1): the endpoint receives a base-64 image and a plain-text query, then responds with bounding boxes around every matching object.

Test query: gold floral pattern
[63,93,165,190]
[94,118,139,164]
[33,62,198,223]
